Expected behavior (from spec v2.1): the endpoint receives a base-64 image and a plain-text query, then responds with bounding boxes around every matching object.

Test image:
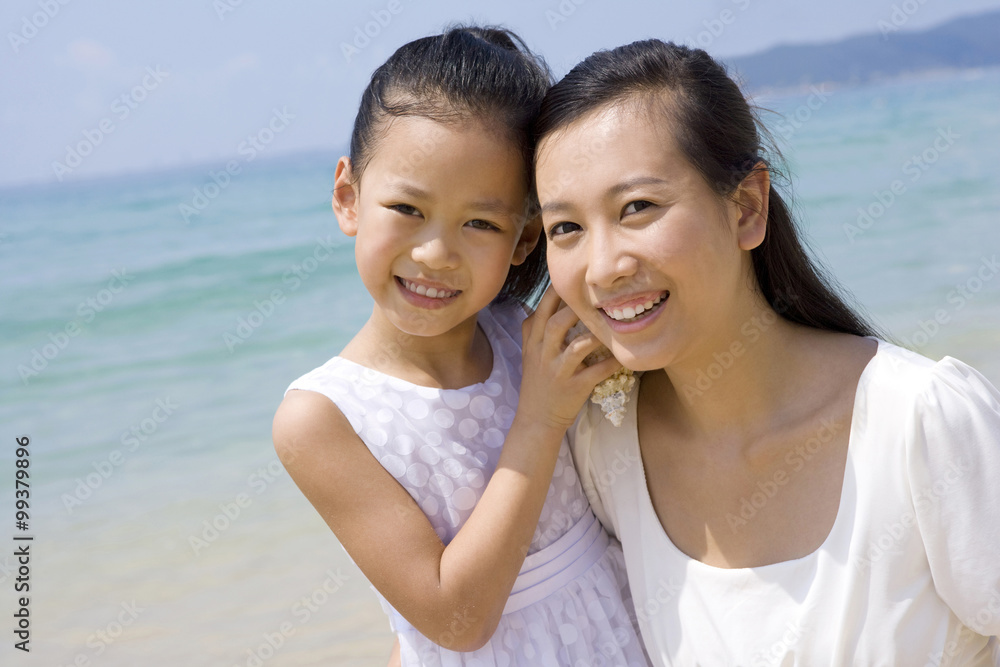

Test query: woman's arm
[273,290,621,651]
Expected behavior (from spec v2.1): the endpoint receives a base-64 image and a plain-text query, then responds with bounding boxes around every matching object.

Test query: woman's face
[535,103,757,372]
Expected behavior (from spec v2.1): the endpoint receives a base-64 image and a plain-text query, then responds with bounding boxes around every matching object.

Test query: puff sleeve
[906,356,1000,636]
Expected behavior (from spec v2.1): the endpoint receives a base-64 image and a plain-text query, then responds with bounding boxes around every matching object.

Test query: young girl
[273,27,649,666]
[533,39,1000,665]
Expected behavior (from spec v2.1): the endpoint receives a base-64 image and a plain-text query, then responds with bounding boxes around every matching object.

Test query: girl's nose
[585,228,638,289]
[411,232,460,271]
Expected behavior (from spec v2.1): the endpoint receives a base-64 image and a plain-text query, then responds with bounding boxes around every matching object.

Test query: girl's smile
[334,115,537,338]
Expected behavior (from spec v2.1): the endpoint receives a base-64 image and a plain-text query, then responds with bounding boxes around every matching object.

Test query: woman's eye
[390,204,419,216]
[623,200,653,215]
[547,221,581,238]
[465,219,499,231]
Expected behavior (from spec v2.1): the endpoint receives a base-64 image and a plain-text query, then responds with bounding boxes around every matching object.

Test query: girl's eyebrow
[387,181,512,216]
[541,176,669,215]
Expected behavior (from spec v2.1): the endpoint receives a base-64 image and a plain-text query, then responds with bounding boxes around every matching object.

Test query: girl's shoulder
[482,299,529,346]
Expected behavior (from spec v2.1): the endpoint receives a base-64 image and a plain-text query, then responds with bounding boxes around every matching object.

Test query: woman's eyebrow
[541,176,669,215]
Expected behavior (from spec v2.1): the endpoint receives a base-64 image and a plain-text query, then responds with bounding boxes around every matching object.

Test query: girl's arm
[273,289,620,652]
[387,638,401,667]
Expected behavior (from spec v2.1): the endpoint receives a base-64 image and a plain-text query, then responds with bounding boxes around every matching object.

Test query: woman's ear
[511,215,543,266]
[332,156,360,237]
[735,164,770,251]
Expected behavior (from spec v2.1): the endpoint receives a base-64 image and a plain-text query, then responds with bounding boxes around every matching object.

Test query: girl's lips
[395,276,461,309]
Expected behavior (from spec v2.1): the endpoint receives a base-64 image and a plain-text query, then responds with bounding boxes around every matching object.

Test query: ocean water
[1,69,998,665]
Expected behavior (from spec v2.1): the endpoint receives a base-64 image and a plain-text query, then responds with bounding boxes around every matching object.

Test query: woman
[533,39,1000,665]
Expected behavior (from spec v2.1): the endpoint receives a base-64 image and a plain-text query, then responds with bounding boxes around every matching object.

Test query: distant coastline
[726,9,1000,92]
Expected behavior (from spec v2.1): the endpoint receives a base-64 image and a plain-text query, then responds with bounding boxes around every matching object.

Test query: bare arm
[273,290,620,651]
[387,637,401,667]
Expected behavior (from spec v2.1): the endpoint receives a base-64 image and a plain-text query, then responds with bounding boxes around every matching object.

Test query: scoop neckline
[331,308,504,393]
[629,337,883,574]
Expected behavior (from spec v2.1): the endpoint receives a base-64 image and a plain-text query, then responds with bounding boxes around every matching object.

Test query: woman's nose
[585,229,638,289]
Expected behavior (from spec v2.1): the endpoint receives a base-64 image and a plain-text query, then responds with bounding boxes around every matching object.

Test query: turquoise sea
[1,69,999,665]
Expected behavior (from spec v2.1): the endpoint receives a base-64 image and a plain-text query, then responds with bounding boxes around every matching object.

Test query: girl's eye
[465,219,499,231]
[623,200,653,215]
[547,221,581,238]
[390,204,420,216]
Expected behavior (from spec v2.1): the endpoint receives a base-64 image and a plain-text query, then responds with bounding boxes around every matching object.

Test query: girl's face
[535,103,763,372]
[334,116,537,338]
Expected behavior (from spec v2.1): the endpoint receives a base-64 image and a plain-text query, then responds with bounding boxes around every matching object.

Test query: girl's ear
[333,156,360,237]
[511,215,543,266]
[735,164,769,251]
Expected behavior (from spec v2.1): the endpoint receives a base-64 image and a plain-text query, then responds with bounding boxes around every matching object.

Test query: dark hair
[348,25,552,305]
[535,39,880,337]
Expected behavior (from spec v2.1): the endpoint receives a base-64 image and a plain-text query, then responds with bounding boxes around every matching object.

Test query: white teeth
[603,293,667,321]
[402,279,458,299]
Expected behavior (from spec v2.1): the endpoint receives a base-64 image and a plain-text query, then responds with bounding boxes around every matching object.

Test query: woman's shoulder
[863,339,1000,416]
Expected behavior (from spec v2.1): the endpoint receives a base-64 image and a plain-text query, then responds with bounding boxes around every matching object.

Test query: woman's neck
[651,306,824,444]
[340,306,494,389]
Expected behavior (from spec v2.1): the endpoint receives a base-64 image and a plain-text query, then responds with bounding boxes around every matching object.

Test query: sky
[3,0,1000,188]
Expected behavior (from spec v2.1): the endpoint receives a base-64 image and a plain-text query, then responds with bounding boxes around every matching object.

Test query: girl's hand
[519,286,623,430]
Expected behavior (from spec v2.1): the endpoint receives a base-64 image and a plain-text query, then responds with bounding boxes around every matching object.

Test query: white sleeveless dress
[286,303,649,667]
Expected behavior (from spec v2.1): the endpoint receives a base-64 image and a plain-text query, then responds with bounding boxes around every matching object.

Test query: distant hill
[727,9,1000,90]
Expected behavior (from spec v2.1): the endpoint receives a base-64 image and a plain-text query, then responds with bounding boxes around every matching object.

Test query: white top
[571,339,1000,666]
[287,303,649,667]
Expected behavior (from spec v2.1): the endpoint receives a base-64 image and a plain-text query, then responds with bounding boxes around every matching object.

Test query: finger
[562,331,607,365]
[526,287,564,346]
[543,302,586,352]
[577,355,627,387]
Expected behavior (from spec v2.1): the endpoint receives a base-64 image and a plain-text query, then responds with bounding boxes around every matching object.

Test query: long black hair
[535,39,880,337]
[347,25,552,305]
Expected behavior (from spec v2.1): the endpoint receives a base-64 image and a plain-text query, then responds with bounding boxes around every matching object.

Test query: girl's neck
[340,306,494,390]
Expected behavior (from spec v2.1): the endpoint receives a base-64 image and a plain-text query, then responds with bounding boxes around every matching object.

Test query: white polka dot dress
[286,304,649,666]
